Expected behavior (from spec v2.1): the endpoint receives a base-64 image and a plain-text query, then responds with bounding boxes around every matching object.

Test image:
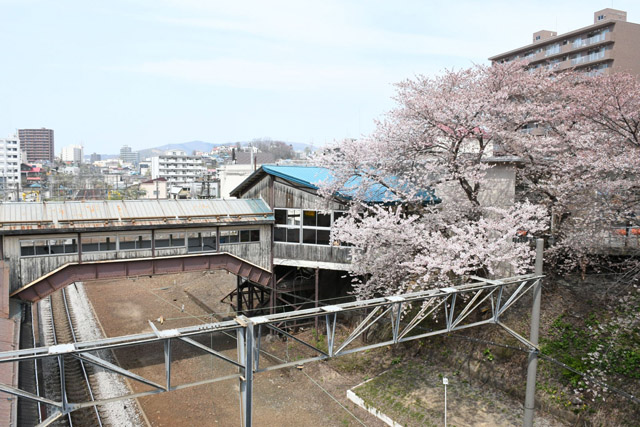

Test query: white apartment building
[61,144,83,164]
[0,135,22,199]
[150,150,207,187]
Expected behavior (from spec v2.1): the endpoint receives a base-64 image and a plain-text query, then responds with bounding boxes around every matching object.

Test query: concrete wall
[219,164,260,199]
[435,163,516,209]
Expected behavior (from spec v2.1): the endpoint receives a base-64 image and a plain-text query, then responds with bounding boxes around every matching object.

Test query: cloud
[136,1,491,60]
[114,57,402,92]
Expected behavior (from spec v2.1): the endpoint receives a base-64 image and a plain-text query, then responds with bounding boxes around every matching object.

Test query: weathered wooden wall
[220,224,271,270]
[273,180,347,210]
[274,242,351,265]
[238,175,352,268]
[5,224,271,293]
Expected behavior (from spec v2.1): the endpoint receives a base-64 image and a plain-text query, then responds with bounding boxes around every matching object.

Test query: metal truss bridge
[0,272,543,427]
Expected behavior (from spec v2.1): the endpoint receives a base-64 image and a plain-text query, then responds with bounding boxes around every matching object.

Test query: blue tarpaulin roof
[234,165,438,204]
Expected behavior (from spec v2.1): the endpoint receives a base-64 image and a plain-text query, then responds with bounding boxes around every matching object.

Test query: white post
[443,376,448,426]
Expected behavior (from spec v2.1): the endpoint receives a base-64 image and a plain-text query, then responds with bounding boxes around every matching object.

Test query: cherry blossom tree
[505,71,640,273]
[314,62,553,297]
[316,61,640,297]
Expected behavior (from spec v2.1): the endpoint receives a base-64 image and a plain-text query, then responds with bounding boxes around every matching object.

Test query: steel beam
[73,353,165,391]
[12,252,273,303]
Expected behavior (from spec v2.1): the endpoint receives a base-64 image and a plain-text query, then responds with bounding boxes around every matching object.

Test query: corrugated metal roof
[0,199,273,232]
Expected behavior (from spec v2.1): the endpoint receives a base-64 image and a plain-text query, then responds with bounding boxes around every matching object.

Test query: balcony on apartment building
[524,30,614,64]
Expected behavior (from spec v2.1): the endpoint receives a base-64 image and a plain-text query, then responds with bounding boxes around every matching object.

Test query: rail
[46,288,103,426]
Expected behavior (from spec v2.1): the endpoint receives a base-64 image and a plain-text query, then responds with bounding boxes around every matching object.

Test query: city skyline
[2,0,640,154]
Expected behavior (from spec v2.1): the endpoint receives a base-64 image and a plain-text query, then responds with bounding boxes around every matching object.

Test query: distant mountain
[138,141,215,160]
[156,141,217,152]
[135,140,314,160]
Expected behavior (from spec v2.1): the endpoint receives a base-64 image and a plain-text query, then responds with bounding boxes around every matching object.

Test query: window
[187,230,216,252]
[21,238,78,257]
[219,230,239,244]
[81,236,116,252]
[545,43,560,56]
[274,208,344,246]
[20,240,35,256]
[50,238,77,254]
[240,229,260,243]
[118,233,152,250]
[598,14,605,21]
[219,229,260,244]
[155,232,185,248]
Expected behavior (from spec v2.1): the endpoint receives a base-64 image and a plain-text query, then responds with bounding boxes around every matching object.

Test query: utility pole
[523,239,544,426]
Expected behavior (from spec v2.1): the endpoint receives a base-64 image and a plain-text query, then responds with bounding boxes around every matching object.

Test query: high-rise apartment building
[61,145,84,164]
[120,145,140,166]
[18,128,54,162]
[489,9,640,76]
[0,135,22,199]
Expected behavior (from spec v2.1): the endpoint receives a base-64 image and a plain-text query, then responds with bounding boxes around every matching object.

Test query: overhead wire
[143,269,640,410]
[145,281,370,426]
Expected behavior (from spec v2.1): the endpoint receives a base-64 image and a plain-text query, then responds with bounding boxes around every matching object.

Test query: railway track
[17,303,43,426]
[43,287,105,426]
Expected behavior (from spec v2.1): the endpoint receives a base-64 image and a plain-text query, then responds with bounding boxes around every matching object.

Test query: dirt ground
[83,271,386,427]
[82,271,567,426]
[352,360,563,427]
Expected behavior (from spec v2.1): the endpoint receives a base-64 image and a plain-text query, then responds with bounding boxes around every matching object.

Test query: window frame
[187,230,217,253]
[274,208,345,246]
[154,231,186,248]
[81,235,117,253]
[20,238,78,257]
[117,232,152,251]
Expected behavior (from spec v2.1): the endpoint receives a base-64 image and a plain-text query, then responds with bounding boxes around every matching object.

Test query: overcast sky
[1,0,639,154]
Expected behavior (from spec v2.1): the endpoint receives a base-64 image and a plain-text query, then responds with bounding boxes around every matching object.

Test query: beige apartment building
[489,8,640,76]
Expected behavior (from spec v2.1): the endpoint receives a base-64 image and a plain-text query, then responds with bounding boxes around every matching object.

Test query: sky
[1,0,639,154]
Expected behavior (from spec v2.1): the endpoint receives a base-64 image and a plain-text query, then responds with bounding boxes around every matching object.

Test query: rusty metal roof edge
[0,199,273,225]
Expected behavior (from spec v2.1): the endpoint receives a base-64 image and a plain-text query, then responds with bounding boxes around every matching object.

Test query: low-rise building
[140,178,168,199]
